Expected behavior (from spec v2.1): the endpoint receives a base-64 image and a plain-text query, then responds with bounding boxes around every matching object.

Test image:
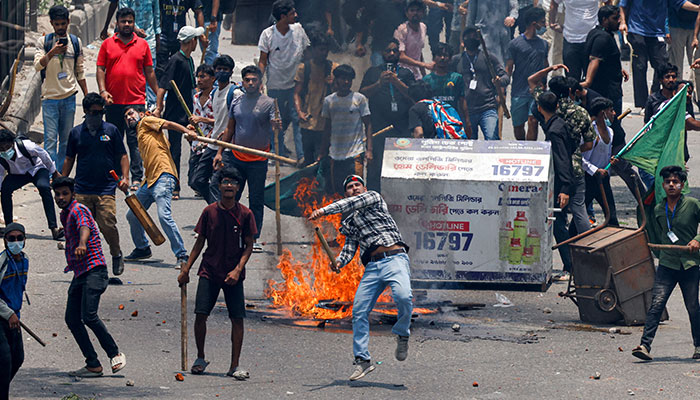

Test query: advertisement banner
[382,138,554,286]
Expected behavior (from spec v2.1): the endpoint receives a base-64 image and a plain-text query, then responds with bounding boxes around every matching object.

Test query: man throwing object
[309,175,412,381]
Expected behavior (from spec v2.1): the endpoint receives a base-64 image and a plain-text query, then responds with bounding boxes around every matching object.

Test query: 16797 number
[491,165,544,176]
[413,232,473,251]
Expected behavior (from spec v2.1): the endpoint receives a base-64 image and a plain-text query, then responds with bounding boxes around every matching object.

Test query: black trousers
[563,39,588,82]
[584,172,619,226]
[0,319,23,400]
[189,147,216,204]
[168,130,183,192]
[155,39,180,80]
[628,32,669,108]
[301,128,323,167]
[1,168,56,229]
[105,104,144,183]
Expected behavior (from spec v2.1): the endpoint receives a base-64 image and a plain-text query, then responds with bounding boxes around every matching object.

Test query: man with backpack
[294,28,337,167]
[33,5,87,172]
[408,81,468,140]
[0,129,62,240]
[422,42,469,133]
[454,27,510,140]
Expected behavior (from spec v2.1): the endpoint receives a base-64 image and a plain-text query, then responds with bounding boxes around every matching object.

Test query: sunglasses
[221,179,239,186]
[5,235,24,242]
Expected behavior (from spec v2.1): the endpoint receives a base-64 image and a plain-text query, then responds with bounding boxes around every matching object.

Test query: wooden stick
[191,135,298,165]
[180,284,187,371]
[273,99,282,256]
[617,108,632,120]
[169,80,205,137]
[648,243,696,253]
[304,125,396,170]
[20,321,46,347]
[315,227,339,273]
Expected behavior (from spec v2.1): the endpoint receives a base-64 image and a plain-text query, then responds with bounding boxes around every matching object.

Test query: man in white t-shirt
[551,0,610,80]
[258,0,310,163]
[320,65,372,195]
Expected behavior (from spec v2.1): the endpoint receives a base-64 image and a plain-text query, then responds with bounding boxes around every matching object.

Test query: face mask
[0,148,14,160]
[215,71,232,82]
[464,38,480,51]
[85,114,103,134]
[7,240,23,255]
[536,26,547,36]
[604,117,612,127]
[127,115,141,129]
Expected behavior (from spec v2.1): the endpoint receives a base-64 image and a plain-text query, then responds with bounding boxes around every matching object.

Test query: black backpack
[40,33,82,81]
[0,138,35,172]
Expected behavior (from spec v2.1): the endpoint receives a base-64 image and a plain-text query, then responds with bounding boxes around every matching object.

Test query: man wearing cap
[0,223,28,398]
[155,25,205,199]
[309,175,412,381]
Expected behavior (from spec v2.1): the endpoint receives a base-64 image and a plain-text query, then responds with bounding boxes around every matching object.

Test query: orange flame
[265,177,392,319]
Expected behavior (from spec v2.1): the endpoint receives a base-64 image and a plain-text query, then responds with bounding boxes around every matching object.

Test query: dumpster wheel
[594,289,618,312]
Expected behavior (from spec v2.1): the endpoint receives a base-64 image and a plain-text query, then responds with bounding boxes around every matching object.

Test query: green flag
[263,157,332,217]
[614,85,688,203]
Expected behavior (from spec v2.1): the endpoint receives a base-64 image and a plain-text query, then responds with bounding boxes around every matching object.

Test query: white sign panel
[382,138,554,285]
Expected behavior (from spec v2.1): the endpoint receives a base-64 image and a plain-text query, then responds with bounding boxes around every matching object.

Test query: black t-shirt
[408,101,436,138]
[364,0,406,52]
[585,26,623,101]
[360,63,415,132]
[160,51,196,125]
[160,0,203,42]
[66,121,127,195]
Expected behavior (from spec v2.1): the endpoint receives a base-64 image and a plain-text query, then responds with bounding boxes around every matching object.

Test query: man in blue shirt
[0,223,28,399]
[63,93,129,282]
[619,0,672,108]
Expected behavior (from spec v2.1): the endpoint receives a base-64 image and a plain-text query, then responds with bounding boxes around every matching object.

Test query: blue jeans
[469,108,499,140]
[203,16,223,65]
[126,173,187,259]
[42,93,76,171]
[353,253,413,361]
[640,265,700,350]
[267,88,302,160]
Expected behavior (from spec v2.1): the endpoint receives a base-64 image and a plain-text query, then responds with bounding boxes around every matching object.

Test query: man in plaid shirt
[310,175,412,381]
[53,176,125,378]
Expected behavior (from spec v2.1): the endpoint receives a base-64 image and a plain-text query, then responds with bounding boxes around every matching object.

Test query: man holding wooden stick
[122,106,193,265]
[177,167,255,378]
[212,65,282,253]
[0,223,28,397]
[309,175,412,381]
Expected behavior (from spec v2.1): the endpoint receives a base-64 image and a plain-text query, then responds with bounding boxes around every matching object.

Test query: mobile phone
[386,63,396,71]
[58,38,68,46]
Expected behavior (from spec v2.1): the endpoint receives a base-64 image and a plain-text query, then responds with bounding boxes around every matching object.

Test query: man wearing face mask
[156,25,206,200]
[0,129,62,240]
[63,93,129,282]
[0,223,28,399]
[455,28,510,140]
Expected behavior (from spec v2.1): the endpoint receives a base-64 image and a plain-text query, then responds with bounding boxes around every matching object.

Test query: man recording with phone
[359,39,415,192]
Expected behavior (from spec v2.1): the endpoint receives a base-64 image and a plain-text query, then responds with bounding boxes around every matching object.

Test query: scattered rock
[472,381,479,387]
[627,390,635,396]
[175,373,184,381]
[618,347,624,352]
[131,310,138,317]
[593,372,601,380]
[543,307,552,314]
[57,242,65,250]
[286,391,294,395]
[609,327,621,333]
[118,304,124,310]
[126,380,135,386]
[52,333,57,337]
[451,323,461,332]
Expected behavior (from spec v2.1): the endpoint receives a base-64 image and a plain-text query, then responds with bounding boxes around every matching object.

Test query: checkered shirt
[60,199,106,277]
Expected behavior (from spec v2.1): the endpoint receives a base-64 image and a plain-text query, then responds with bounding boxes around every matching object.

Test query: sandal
[226,367,249,380]
[191,358,210,375]
[68,366,104,378]
[110,352,127,374]
[172,191,180,200]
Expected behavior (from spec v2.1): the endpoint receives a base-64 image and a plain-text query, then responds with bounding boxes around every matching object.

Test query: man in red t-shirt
[177,167,256,379]
[97,7,159,189]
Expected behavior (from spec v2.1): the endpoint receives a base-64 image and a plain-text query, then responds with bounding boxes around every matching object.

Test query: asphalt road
[9,29,700,399]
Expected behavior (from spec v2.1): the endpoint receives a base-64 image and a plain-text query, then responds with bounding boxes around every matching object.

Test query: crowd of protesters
[8,0,700,395]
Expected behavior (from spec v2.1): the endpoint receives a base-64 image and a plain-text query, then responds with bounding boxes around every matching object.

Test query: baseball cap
[178,26,205,42]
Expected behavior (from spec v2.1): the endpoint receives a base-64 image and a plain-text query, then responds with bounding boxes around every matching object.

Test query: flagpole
[605,85,688,170]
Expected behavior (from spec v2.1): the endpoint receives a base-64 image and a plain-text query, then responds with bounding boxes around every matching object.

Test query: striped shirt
[60,199,106,277]
[321,92,370,160]
[192,88,215,153]
[320,191,407,267]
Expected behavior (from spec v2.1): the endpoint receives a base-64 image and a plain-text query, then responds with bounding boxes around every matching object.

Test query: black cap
[4,222,25,236]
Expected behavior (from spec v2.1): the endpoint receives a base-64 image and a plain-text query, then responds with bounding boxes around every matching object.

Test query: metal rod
[180,284,187,371]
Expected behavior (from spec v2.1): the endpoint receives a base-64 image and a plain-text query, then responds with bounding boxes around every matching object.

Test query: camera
[58,38,68,46]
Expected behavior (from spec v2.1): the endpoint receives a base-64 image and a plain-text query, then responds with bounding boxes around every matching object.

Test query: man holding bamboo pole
[155,25,205,199]
[213,66,282,253]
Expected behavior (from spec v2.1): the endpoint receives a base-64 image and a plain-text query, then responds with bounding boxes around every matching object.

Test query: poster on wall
[381,138,554,287]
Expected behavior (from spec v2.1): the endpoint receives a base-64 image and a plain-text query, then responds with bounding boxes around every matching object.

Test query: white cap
[177,26,205,42]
